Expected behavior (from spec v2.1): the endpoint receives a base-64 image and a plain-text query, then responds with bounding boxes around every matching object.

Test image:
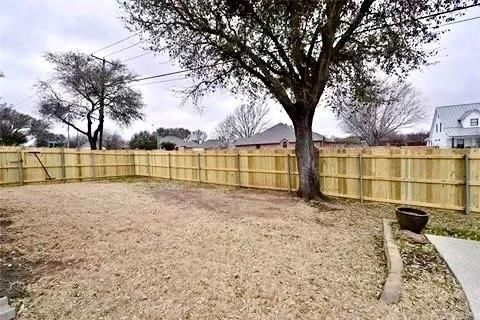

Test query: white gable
[460,110,480,128]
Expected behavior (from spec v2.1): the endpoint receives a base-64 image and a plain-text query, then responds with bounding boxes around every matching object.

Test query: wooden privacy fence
[0,148,135,185]
[318,148,480,214]
[1,147,479,213]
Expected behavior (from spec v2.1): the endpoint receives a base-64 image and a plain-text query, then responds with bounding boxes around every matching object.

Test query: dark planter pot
[395,207,429,234]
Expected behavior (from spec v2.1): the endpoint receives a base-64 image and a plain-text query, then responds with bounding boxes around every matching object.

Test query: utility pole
[67,124,70,148]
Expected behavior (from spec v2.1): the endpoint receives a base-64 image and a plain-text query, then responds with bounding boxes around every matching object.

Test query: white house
[428,103,480,148]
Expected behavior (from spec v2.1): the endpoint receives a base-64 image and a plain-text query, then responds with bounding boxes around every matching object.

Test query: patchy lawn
[425,209,480,241]
[0,180,473,319]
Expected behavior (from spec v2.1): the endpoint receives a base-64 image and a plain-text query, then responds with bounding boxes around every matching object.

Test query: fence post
[286,153,291,193]
[168,152,172,180]
[76,151,82,180]
[147,151,151,178]
[91,150,96,180]
[465,154,470,214]
[16,148,24,186]
[61,148,67,182]
[197,153,201,183]
[358,150,364,202]
[236,152,241,187]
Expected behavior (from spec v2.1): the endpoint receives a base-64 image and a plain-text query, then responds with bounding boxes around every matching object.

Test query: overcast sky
[1,1,479,139]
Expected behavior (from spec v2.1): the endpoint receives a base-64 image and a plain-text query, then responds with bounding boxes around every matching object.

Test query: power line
[122,51,152,62]
[93,32,140,54]
[12,92,39,109]
[121,52,173,64]
[132,77,187,86]
[128,69,194,83]
[439,15,480,27]
[127,63,222,83]
[104,40,145,57]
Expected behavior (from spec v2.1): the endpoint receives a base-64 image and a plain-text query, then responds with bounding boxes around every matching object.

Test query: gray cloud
[1,1,479,140]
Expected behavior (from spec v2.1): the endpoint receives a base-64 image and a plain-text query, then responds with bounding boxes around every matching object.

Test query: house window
[436,124,438,132]
[456,138,465,149]
[256,144,260,149]
[282,141,288,148]
[439,123,442,132]
[470,118,479,126]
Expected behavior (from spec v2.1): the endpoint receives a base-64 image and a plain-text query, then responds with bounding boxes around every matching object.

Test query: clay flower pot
[395,207,429,234]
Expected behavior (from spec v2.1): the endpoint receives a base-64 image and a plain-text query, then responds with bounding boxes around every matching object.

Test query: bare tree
[67,135,89,149]
[121,0,471,199]
[188,129,208,144]
[103,130,127,149]
[215,118,238,148]
[37,52,144,150]
[334,80,425,146]
[215,103,270,146]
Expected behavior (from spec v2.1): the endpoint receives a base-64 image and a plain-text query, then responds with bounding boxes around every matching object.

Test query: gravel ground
[0,179,472,319]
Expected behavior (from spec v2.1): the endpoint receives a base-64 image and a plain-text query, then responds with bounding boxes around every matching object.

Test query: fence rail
[1,147,479,213]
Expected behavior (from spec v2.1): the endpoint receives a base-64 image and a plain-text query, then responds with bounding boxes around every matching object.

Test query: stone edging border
[380,219,403,304]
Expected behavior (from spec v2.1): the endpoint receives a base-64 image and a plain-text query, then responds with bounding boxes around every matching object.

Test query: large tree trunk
[291,109,324,200]
[88,136,97,150]
[87,115,97,150]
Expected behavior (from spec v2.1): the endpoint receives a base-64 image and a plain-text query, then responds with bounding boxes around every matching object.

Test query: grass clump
[426,225,480,241]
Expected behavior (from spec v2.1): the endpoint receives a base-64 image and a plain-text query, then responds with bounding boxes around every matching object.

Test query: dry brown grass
[0,179,471,319]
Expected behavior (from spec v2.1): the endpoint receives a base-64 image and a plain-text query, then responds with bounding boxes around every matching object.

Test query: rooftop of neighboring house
[432,102,480,137]
[234,123,325,146]
[201,139,222,148]
[434,102,480,128]
[157,135,200,148]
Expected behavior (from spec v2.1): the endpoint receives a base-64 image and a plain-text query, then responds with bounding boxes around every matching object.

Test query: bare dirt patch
[0,180,471,319]
[1,208,30,302]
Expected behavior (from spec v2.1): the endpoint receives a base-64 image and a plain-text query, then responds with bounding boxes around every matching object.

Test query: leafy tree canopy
[121,0,474,199]
[0,104,32,146]
[155,127,191,140]
[160,141,177,151]
[129,130,157,150]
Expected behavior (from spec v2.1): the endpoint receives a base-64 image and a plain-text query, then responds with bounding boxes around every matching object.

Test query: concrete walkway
[427,234,480,319]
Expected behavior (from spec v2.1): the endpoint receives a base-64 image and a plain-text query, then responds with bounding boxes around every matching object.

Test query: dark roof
[234,123,324,146]
[201,139,222,148]
[157,136,200,148]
